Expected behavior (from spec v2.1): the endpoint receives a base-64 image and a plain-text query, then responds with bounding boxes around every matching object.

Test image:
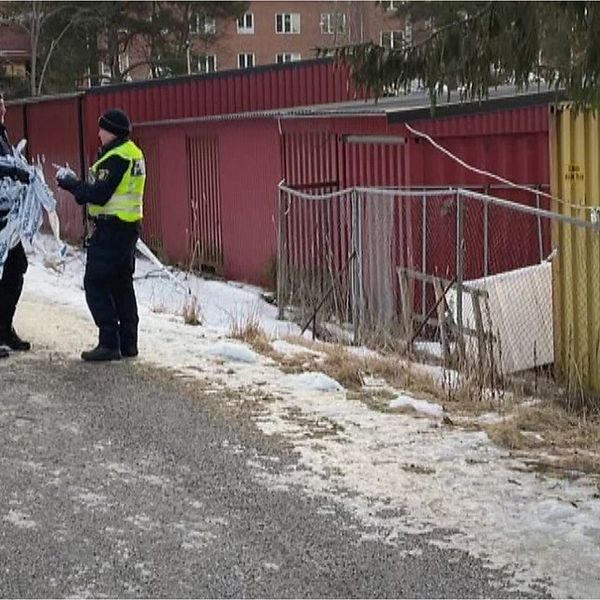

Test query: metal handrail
[278,181,596,230]
[458,188,597,229]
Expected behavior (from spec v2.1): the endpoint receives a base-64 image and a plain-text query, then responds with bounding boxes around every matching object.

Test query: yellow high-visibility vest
[88,140,146,222]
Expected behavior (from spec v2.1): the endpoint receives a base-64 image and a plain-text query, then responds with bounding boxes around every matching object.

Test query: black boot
[121,346,138,358]
[0,346,8,359]
[81,345,121,362]
[0,328,31,351]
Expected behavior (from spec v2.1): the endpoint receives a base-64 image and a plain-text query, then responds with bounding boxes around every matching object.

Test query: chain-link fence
[277,182,600,395]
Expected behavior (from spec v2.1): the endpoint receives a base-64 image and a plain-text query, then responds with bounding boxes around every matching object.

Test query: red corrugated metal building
[82,59,360,163]
[279,91,554,290]
[133,117,282,283]
[5,60,556,288]
[5,59,362,283]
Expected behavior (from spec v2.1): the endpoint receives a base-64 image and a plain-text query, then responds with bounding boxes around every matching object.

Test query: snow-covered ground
[11,239,600,598]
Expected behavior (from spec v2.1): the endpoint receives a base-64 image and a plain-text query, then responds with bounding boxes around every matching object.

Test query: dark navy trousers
[0,242,28,336]
[84,219,141,351]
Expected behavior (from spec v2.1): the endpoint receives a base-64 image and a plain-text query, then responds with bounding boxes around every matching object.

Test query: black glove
[57,173,80,191]
[12,167,30,184]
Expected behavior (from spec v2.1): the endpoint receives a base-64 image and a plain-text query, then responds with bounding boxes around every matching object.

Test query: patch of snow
[414,340,444,359]
[271,339,321,357]
[282,372,344,392]
[476,411,505,424]
[205,342,259,364]
[3,510,37,529]
[389,394,444,417]
[346,345,381,360]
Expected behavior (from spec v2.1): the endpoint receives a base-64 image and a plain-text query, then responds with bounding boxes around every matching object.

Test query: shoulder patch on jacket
[131,159,146,177]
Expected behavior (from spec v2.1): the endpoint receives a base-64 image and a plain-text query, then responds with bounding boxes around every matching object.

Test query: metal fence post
[421,193,427,318]
[456,191,465,346]
[277,186,287,320]
[351,189,362,344]
[536,185,544,261]
[483,184,489,277]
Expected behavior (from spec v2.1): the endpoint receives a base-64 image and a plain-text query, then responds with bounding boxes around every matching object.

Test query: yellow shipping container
[549,104,600,394]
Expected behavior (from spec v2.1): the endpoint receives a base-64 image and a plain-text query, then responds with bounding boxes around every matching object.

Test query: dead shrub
[320,346,364,390]
[228,306,271,354]
[182,294,202,326]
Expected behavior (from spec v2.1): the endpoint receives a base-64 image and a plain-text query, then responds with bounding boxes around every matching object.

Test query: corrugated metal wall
[281,128,347,296]
[280,107,551,321]
[132,132,163,254]
[2,61,360,280]
[83,60,359,160]
[134,118,281,285]
[282,129,339,190]
[27,97,86,242]
[4,104,26,143]
[342,139,408,187]
[400,106,549,188]
[281,118,407,283]
[394,106,550,280]
[281,106,550,283]
[216,119,282,285]
[549,105,600,393]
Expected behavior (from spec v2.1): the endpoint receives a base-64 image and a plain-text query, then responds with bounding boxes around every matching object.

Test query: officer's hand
[56,173,79,191]
[13,167,30,184]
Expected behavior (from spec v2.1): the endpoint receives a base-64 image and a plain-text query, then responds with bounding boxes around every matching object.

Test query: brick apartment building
[0,23,30,79]
[193,0,409,73]
[121,0,411,80]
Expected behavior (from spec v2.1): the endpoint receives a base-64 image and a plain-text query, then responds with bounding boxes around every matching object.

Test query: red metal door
[186,135,223,273]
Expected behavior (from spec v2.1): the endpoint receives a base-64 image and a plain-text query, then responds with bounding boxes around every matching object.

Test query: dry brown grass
[484,403,600,473]
[182,294,202,326]
[319,345,365,389]
[228,308,272,354]
[364,355,443,401]
[279,335,443,401]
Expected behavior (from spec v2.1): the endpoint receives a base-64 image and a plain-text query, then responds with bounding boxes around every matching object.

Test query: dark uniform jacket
[62,137,130,208]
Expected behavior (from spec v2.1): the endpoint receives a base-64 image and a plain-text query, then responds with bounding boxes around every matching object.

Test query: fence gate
[187,134,223,274]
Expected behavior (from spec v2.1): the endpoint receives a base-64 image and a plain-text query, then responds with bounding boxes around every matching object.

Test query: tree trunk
[30,1,41,96]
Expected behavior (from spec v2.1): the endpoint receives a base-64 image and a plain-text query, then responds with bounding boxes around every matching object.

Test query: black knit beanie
[98,108,131,136]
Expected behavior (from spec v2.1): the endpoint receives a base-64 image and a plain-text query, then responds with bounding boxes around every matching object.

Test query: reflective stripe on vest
[88,140,146,222]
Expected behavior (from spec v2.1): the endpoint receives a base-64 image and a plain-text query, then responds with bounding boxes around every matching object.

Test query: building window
[118,52,129,73]
[404,19,413,47]
[275,13,300,34]
[237,53,255,69]
[99,60,111,84]
[275,52,301,64]
[380,30,404,49]
[191,14,216,35]
[237,12,254,34]
[384,0,399,10]
[320,13,346,34]
[198,54,217,73]
[99,61,111,77]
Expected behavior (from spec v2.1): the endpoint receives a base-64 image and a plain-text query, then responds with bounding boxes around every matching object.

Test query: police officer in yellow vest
[57,109,145,362]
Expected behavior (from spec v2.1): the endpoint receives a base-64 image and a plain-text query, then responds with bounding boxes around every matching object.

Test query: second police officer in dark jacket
[57,109,146,362]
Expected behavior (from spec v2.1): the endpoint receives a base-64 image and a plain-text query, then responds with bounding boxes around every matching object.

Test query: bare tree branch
[37,15,79,94]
